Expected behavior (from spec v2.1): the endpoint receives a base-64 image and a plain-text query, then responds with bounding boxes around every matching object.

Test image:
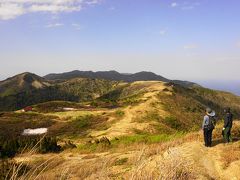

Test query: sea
[196,80,240,96]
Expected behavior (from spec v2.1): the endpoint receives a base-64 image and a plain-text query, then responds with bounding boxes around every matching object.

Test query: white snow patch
[22,128,48,136]
[63,107,77,111]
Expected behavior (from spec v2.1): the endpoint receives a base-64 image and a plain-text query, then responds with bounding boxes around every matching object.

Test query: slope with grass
[1,80,240,141]
[89,81,240,140]
[8,122,240,179]
[0,72,51,97]
[0,75,119,111]
[90,81,171,139]
[1,79,240,179]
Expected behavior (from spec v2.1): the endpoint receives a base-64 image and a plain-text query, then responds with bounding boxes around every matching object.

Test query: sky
[0,0,240,94]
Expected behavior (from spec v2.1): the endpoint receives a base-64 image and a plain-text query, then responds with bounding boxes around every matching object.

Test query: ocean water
[197,80,240,96]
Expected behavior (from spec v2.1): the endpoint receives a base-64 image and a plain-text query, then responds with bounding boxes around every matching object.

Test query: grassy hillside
[0,112,57,140]
[1,80,240,179]
[1,81,239,140]
[0,77,119,111]
[0,72,198,111]
[1,122,240,179]
[0,72,51,97]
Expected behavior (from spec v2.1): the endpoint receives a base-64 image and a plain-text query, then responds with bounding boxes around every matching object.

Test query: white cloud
[45,23,64,28]
[85,0,100,5]
[171,2,178,8]
[72,23,82,30]
[29,4,81,13]
[0,3,25,20]
[1,0,84,4]
[184,44,198,49]
[171,1,200,10]
[0,0,100,20]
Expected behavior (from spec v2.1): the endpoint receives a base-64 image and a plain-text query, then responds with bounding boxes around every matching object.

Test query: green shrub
[115,110,125,117]
[0,136,61,159]
[73,115,91,129]
[164,116,182,130]
[114,157,128,166]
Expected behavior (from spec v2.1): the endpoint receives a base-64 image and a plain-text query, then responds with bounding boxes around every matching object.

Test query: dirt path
[90,81,170,139]
[89,104,150,139]
[157,141,240,180]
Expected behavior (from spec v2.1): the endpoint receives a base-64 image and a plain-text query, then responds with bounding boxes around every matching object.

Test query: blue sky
[0,0,240,88]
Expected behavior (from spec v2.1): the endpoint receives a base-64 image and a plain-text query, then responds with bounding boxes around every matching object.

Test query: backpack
[204,116,215,130]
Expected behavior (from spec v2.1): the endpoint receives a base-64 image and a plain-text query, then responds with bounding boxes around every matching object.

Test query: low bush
[164,116,182,130]
[114,157,128,166]
[0,136,61,159]
[115,110,125,117]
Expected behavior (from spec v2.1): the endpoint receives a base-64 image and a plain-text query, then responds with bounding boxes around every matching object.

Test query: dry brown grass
[221,143,240,168]
[32,154,123,180]
[2,120,239,180]
[1,136,62,180]
[2,129,238,179]
[126,146,195,180]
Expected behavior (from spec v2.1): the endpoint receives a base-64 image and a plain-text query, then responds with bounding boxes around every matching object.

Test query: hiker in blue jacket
[223,107,233,143]
[202,108,216,147]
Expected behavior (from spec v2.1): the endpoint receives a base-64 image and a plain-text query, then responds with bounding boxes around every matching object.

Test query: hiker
[202,108,216,147]
[223,107,233,143]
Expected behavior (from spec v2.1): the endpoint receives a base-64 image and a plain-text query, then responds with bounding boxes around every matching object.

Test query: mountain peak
[0,72,50,97]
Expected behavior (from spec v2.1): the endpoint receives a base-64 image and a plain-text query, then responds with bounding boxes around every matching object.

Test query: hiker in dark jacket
[223,107,233,143]
[202,108,216,147]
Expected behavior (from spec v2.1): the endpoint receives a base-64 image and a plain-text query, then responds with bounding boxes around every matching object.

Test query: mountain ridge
[44,70,198,87]
[2,71,240,113]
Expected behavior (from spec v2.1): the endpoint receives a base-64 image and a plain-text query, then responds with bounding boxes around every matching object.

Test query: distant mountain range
[0,72,118,111]
[44,70,198,87]
[0,70,240,116]
[0,70,201,111]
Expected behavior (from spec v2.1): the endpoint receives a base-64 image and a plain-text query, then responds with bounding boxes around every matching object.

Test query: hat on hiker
[206,107,215,117]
